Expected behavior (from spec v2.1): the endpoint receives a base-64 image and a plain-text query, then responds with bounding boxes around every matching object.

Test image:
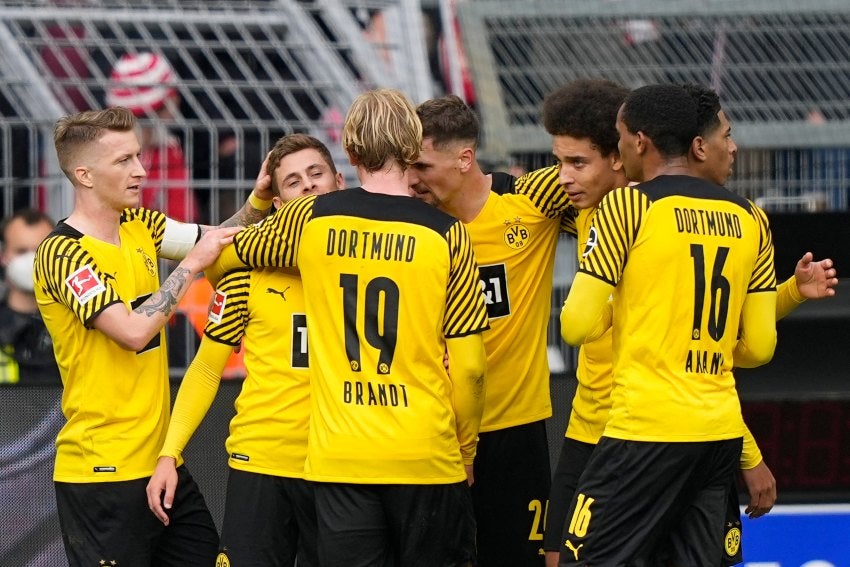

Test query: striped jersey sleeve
[121,208,167,253]
[34,236,122,326]
[748,202,777,292]
[444,220,489,338]
[204,269,251,346]
[578,185,649,286]
[513,165,571,218]
[234,196,316,269]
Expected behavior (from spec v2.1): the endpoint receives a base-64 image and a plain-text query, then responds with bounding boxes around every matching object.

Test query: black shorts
[558,437,742,567]
[217,469,318,567]
[543,437,596,553]
[314,481,475,567]
[472,419,551,566]
[55,465,218,567]
[641,477,744,567]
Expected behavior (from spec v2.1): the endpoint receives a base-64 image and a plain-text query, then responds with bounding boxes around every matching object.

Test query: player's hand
[443,351,450,372]
[794,252,838,299]
[465,463,475,487]
[741,460,777,519]
[146,456,179,525]
[183,226,242,273]
[252,152,275,202]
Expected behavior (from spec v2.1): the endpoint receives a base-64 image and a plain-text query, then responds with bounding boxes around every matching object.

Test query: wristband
[248,192,273,211]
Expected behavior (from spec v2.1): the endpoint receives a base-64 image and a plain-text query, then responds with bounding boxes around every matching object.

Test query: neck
[65,191,123,245]
[6,287,37,314]
[441,168,491,224]
[643,156,692,182]
[358,163,411,197]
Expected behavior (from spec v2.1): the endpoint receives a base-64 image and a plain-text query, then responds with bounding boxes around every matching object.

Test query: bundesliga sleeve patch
[64,265,106,305]
[208,290,227,323]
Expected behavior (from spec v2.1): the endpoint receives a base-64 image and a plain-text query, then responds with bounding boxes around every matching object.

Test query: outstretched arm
[92,226,241,351]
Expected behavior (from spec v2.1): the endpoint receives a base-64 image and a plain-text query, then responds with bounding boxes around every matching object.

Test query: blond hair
[54,107,137,182]
[342,89,421,173]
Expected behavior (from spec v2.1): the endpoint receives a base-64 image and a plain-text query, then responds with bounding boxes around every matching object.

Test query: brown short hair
[54,107,137,182]
[267,134,337,195]
[342,89,421,172]
[416,95,479,150]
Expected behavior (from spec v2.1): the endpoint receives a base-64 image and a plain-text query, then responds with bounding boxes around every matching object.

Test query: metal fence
[459,0,850,211]
[0,0,435,223]
[2,0,849,377]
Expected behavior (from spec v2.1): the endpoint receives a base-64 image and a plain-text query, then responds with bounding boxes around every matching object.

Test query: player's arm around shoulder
[93,226,241,351]
[514,165,572,217]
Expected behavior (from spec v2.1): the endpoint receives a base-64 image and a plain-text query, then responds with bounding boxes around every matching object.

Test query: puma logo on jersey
[582,226,598,257]
[565,540,583,561]
[64,265,105,305]
[266,286,290,301]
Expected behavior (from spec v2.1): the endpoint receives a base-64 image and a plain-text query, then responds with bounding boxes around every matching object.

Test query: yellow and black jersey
[578,176,776,442]
[204,267,311,477]
[232,187,489,484]
[564,207,614,444]
[469,165,572,431]
[33,208,172,482]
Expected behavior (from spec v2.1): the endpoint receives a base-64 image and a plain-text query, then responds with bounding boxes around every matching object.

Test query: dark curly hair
[542,78,629,157]
[621,84,698,158]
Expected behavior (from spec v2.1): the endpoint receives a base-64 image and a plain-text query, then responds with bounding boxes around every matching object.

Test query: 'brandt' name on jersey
[344,380,409,407]
[674,208,742,238]
[326,228,416,262]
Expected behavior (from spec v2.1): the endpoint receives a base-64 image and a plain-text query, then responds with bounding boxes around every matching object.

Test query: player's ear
[457,147,475,173]
[635,131,649,156]
[74,166,94,188]
[608,151,624,173]
[691,136,708,163]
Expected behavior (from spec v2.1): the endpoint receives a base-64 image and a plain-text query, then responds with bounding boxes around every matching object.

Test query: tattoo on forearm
[135,267,190,317]
[220,205,268,228]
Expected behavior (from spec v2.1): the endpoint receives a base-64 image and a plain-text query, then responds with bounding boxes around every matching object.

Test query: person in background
[0,209,59,385]
[106,51,199,223]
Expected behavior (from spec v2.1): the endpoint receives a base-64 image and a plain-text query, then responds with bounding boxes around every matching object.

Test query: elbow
[736,331,777,368]
[116,329,157,352]
[560,310,586,347]
[752,334,778,366]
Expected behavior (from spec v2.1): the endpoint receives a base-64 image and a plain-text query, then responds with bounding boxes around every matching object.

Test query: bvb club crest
[136,247,156,277]
[724,527,741,556]
[503,217,529,249]
[215,553,231,567]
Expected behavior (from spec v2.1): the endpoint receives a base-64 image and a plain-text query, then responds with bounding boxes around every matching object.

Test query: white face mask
[6,251,36,293]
